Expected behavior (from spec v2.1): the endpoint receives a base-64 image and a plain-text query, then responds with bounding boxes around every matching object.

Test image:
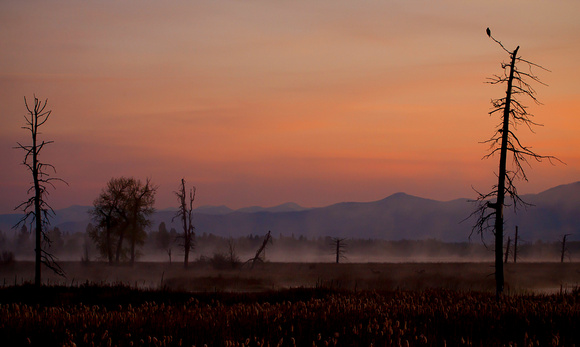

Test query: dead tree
[226,238,241,268]
[247,231,272,269]
[560,234,571,263]
[513,226,519,263]
[470,29,559,299]
[14,96,67,287]
[504,237,511,263]
[173,179,195,268]
[331,237,347,263]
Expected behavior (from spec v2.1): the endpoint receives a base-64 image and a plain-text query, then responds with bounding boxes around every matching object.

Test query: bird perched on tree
[486,27,491,37]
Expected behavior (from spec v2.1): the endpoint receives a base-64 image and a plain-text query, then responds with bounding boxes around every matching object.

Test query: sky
[1,1,579,214]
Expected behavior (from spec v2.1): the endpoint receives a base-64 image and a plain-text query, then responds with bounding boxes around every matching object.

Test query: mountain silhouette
[1,182,579,242]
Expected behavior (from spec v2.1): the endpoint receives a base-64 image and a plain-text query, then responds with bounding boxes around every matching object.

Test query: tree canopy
[89,177,156,264]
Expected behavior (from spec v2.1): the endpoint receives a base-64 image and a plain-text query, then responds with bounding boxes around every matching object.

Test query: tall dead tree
[504,237,511,263]
[14,96,67,287]
[560,234,571,263]
[331,237,347,264]
[471,29,559,299]
[173,179,195,268]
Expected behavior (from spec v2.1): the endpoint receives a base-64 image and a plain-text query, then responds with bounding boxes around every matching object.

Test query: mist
[1,227,577,264]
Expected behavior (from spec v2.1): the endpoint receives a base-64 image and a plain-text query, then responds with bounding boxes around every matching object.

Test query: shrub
[209,252,230,270]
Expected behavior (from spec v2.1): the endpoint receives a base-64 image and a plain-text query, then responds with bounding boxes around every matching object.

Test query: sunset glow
[1,1,579,213]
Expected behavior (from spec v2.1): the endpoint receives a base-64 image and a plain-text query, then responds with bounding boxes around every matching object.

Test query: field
[2,261,580,293]
[1,262,580,346]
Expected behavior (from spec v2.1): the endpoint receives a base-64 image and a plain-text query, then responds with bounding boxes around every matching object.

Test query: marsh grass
[1,284,579,346]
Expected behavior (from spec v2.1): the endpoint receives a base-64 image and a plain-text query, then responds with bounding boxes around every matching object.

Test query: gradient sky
[1,1,579,214]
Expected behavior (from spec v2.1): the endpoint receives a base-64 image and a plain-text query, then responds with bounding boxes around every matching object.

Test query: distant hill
[236,202,308,214]
[1,182,579,242]
[193,205,234,215]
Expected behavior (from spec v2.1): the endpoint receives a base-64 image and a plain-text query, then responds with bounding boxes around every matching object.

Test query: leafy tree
[471,29,559,298]
[89,177,156,264]
[124,179,156,263]
[89,177,131,263]
[14,96,67,286]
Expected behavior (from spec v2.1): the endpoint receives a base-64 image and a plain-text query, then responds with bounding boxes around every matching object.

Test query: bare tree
[504,237,511,263]
[14,96,67,286]
[560,234,571,263]
[173,179,196,268]
[125,178,156,264]
[331,237,347,264]
[90,177,156,264]
[227,238,241,268]
[246,231,273,269]
[470,29,559,299]
[90,177,131,263]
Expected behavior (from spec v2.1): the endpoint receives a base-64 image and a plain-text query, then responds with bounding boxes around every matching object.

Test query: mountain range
[1,182,579,242]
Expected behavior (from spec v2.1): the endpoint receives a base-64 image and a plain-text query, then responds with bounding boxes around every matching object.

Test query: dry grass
[0,285,579,346]
[1,262,580,346]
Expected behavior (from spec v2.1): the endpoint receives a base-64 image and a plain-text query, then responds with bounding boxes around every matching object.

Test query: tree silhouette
[331,237,347,263]
[125,179,156,264]
[90,177,156,264]
[470,29,560,298]
[14,96,67,286]
[560,234,571,263]
[246,231,273,269]
[173,178,196,268]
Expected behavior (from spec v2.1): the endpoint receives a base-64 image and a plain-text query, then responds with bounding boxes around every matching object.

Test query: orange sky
[1,1,579,214]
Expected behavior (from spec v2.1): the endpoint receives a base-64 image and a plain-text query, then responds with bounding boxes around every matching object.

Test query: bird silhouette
[486,27,491,37]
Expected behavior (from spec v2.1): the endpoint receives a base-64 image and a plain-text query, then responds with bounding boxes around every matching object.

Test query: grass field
[0,283,579,346]
[1,261,579,346]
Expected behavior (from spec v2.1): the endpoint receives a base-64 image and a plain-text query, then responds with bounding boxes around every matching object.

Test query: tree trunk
[129,214,137,264]
[16,97,66,283]
[115,229,125,263]
[561,234,569,263]
[504,237,511,263]
[494,45,519,298]
[184,237,190,268]
[178,179,193,269]
[105,216,113,264]
[31,112,42,287]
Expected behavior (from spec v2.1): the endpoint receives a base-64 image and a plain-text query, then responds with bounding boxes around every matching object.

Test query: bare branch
[473,29,561,298]
[13,95,67,286]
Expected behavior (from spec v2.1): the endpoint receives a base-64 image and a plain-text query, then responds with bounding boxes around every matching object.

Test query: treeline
[1,225,578,264]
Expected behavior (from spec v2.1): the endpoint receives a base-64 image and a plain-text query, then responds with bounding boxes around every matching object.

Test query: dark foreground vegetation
[0,284,579,347]
[4,261,580,294]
